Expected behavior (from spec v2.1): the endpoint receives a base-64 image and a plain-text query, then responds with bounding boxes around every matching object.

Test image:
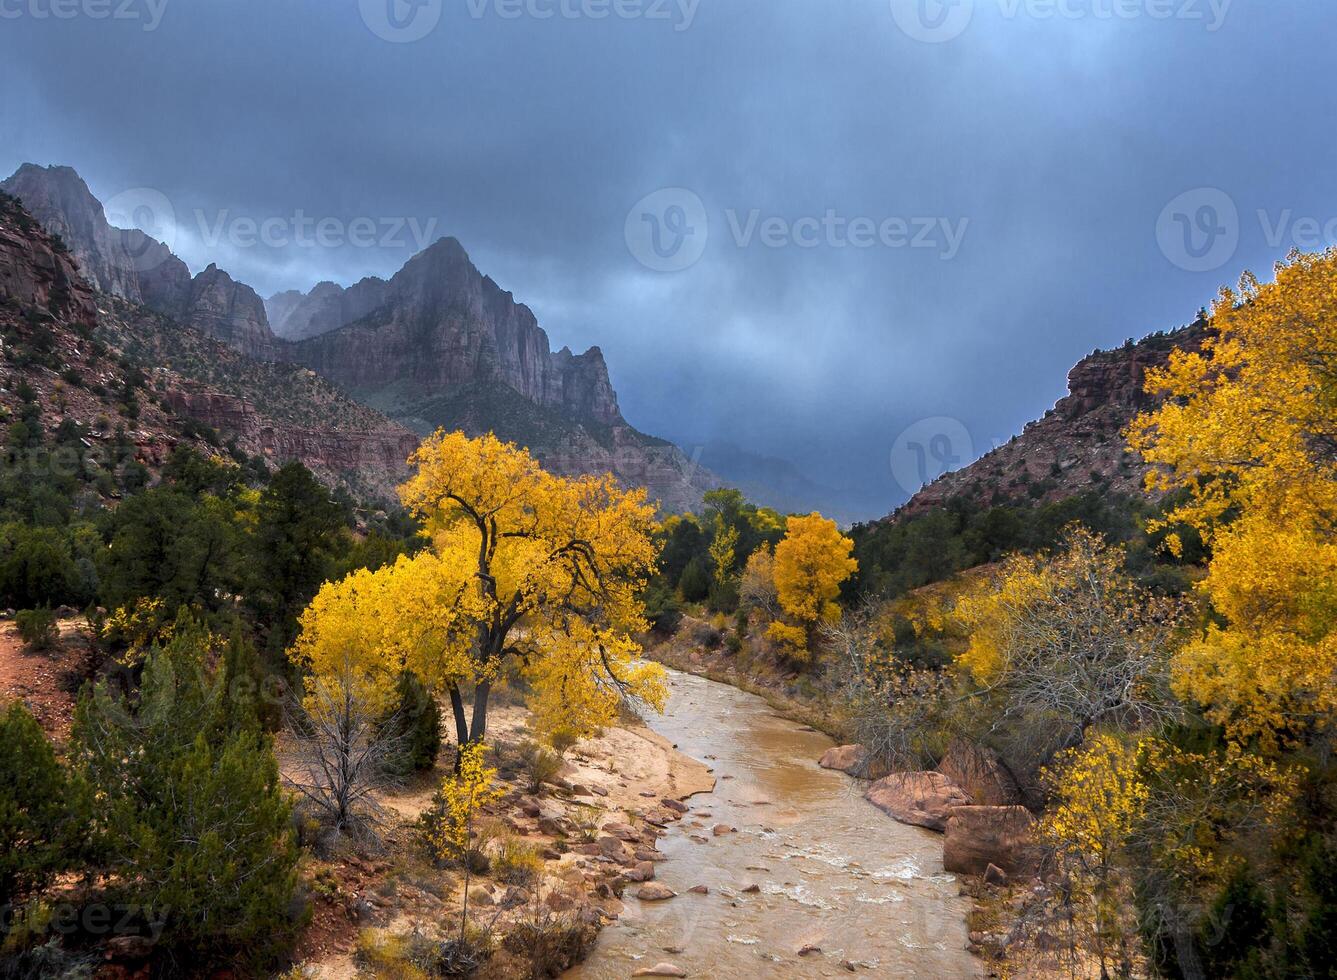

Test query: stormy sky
[2,0,1334,518]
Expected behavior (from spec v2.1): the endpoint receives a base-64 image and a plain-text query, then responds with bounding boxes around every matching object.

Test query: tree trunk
[469,679,492,744]
[447,684,469,750]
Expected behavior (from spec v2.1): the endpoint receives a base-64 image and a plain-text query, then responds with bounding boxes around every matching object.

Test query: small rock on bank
[818,744,868,773]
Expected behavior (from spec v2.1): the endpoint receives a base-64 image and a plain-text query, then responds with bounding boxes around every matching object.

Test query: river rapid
[566,669,980,979]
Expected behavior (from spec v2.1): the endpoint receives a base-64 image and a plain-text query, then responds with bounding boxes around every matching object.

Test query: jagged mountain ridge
[284,237,624,426]
[0,189,415,498]
[1,165,279,360]
[2,163,718,511]
[267,278,390,342]
[891,320,1212,522]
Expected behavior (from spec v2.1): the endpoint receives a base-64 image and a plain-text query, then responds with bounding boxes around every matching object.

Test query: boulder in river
[819,744,868,773]
[636,882,677,901]
[632,964,687,977]
[864,772,970,831]
[936,739,1023,806]
[942,805,1041,877]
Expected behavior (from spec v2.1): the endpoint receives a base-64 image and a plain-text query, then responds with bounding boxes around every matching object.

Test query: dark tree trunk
[447,684,469,749]
[469,679,492,744]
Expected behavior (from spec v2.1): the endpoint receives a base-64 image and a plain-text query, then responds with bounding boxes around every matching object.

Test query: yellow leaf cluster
[952,554,1053,684]
[421,741,505,865]
[708,517,739,586]
[399,431,668,741]
[768,513,857,654]
[1042,733,1150,866]
[1128,249,1337,745]
[290,550,482,717]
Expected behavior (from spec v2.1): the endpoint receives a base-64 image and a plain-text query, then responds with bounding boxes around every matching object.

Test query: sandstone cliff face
[897,321,1211,519]
[162,389,417,494]
[0,195,97,323]
[1,189,418,501]
[182,264,277,361]
[1,164,144,301]
[0,192,219,479]
[1,164,280,360]
[288,238,625,426]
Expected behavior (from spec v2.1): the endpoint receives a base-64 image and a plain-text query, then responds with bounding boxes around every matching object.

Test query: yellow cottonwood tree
[766,512,857,658]
[1040,733,1152,978]
[291,550,481,719]
[708,516,739,587]
[1128,249,1337,745]
[397,431,667,746]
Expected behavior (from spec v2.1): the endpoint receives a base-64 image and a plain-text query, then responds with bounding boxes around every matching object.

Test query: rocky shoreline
[288,706,716,978]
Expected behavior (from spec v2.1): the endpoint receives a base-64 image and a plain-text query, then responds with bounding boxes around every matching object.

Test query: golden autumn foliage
[1039,733,1151,975]
[1043,733,1151,870]
[739,543,778,615]
[291,431,667,752]
[765,512,857,657]
[1128,249,1337,746]
[420,741,505,866]
[397,431,667,744]
[951,527,1183,729]
[291,551,482,718]
[952,552,1053,685]
[708,516,739,587]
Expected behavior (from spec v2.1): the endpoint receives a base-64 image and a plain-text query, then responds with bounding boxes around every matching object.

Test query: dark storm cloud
[2,0,1334,518]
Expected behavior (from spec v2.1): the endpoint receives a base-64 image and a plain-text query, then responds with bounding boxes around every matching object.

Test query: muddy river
[566,669,980,979]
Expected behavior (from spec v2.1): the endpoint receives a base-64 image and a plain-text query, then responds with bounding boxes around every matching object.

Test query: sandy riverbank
[287,703,716,978]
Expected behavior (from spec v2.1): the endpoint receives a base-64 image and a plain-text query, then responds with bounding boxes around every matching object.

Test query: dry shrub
[516,740,563,794]
[499,898,597,979]
[354,928,434,980]
[492,835,543,886]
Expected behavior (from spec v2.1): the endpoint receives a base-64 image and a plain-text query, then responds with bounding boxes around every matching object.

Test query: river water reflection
[565,669,980,979]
